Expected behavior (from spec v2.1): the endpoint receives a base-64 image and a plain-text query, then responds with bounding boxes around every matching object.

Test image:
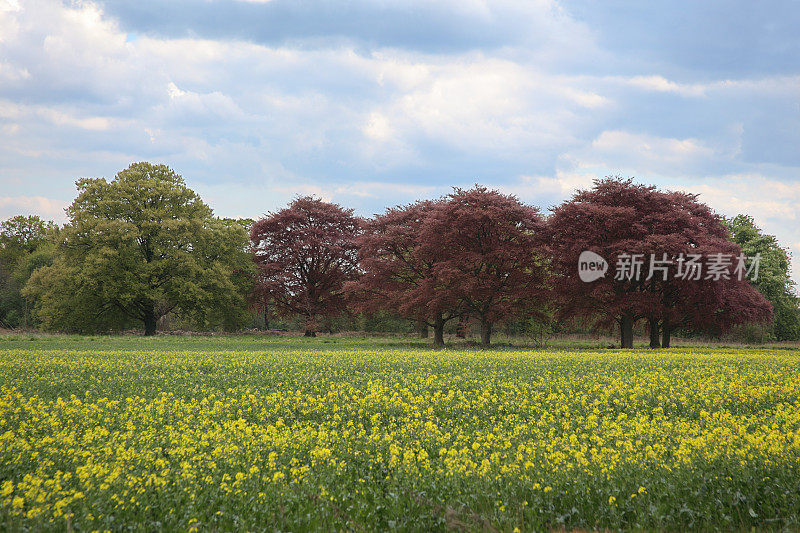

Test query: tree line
[1,162,798,347]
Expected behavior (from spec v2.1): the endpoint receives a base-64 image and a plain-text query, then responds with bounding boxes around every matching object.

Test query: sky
[1,0,799,281]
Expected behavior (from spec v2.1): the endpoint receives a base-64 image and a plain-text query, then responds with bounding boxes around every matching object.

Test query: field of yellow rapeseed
[1,337,799,531]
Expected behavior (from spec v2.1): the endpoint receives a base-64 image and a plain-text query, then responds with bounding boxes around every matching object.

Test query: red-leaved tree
[548,177,772,348]
[250,197,360,336]
[347,200,460,347]
[655,191,772,346]
[420,186,548,345]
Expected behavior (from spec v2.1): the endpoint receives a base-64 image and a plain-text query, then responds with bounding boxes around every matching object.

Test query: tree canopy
[250,196,360,336]
[350,187,548,346]
[24,162,251,335]
[548,177,772,348]
[420,186,548,345]
[0,216,57,328]
[348,199,460,346]
[725,214,800,341]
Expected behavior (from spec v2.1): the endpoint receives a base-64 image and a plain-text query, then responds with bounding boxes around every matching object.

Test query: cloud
[676,175,800,285]
[490,172,595,209]
[592,130,712,160]
[0,195,68,222]
[680,176,800,226]
[561,130,721,178]
[354,55,613,176]
[622,75,706,97]
[194,179,445,220]
[331,181,441,202]
[561,0,800,78]
[96,0,598,60]
[363,112,393,142]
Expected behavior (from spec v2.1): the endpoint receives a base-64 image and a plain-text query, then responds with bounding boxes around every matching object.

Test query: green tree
[725,214,800,341]
[188,217,255,332]
[0,216,57,328]
[24,162,250,335]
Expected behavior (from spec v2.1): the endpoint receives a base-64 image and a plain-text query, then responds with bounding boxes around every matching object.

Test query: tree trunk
[456,314,469,338]
[416,319,428,338]
[620,314,634,348]
[662,322,671,348]
[144,309,157,336]
[433,315,445,348]
[263,301,269,330]
[480,321,493,346]
[304,329,316,337]
[648,316,661,349]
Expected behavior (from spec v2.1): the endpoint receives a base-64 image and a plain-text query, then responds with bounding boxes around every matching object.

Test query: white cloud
[561,130,721,178]
[680,176,800,225]
[0,97,117,131]
[0,195,68,221]
[605,73,800,100]
[591,130,713,159]
[360,57,611,159]
[675,176,800,285]
[0,60,28,81]
[624,75,707,97]
[704,76,800,96]
[498,171,595,200]
[38,108,113,131]
[363,112,393,141]
[163,82,245,121]
[332,181,440,201]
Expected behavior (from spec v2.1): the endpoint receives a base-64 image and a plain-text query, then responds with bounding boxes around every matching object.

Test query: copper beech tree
[548,177,772,348]
[420,187,548,345]
[349,187,548,347]
[347,200,460,347]
[250,197,360,336]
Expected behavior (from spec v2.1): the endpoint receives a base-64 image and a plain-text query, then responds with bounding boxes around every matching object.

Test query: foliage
[23,163,251,335]
[352,187,549,346]
[348,200,460,346]
[420,186,549,345]
[2,337,800,530]
[548,177,772,348]
[184,217,255,332]
[724,214,800,340]
[251,197,361,336]
[0,216,57,328]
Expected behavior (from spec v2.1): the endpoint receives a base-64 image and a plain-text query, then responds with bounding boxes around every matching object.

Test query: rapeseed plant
[1,340,799,530]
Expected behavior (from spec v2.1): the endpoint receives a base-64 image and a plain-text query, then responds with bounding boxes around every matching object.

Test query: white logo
[578,250,608,282]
